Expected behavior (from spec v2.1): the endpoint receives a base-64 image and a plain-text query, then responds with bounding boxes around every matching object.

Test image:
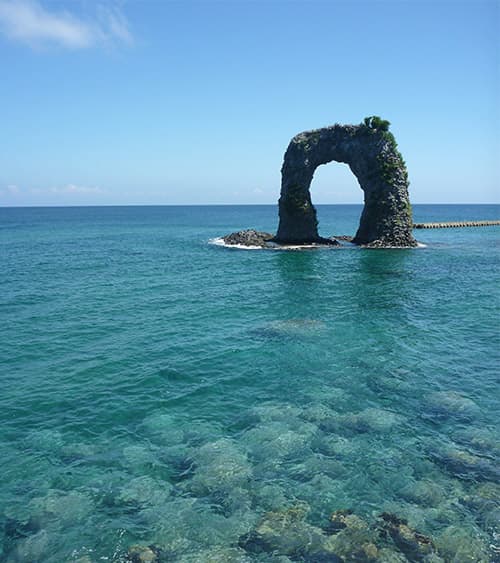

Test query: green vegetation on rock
[363,115,391,131]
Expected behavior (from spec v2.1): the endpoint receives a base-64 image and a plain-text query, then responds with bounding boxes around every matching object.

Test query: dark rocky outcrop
[276,117,417,247]
[221,229,340,248]
[221,229,274,247]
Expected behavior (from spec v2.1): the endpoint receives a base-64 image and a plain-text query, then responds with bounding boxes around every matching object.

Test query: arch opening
[310,162,363,205]
[309,161,363,239]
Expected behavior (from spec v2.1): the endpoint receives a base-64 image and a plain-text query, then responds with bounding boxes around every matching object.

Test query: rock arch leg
[276,169,320,243]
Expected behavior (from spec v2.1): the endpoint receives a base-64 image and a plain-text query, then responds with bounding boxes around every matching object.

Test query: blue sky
[0,0,498,206]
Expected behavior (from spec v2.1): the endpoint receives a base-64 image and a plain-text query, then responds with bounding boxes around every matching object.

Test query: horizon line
[1,202,500,209]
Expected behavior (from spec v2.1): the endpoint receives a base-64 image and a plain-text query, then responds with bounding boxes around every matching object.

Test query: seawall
[413,220,500,229]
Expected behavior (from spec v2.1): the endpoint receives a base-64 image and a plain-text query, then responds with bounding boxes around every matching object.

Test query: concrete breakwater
[413,220,500,229]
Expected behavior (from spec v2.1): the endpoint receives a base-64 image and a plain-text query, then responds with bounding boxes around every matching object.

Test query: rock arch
[275,118,417,247]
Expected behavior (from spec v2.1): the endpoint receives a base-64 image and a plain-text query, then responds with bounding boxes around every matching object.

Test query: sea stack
[275,117,417,247]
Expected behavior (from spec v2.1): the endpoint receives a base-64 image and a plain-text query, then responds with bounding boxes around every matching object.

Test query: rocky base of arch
[219,229,416,249]
[220,229,340,248]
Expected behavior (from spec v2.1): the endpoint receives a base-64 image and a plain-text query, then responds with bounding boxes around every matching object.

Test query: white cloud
[50,184,103,194]
[30,184,104,195]
[0,184,21,198]
[0,0,132,49]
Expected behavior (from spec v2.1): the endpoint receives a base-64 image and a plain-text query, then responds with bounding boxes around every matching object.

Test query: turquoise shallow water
[0,204,499,562]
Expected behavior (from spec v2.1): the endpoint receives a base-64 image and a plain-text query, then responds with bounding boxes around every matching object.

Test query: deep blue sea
[1,204,499,562]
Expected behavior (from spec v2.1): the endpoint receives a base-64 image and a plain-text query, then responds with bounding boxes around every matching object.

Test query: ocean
[1,204,499,562]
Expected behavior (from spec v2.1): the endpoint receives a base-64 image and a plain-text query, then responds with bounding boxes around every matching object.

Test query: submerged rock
[289,454,345,482]
[250,483,290,512]
[344,408,402,433]
[398,479,445,507]
[312,434,356,458]
[8,530,51,563]
[425,390,480,422]
[250,403,304,423]
[435,525,491,562]
[326,509,445,561]
[374,548,408,562]
[321,509,379,561]
[452,427,500,457]
[185,438,252,513]
[378,512,439,562]
[320,407,402,435]
[118,476,171,507]
[473,481,500,502]
[178,546,252,563]
[241,420,314,463]
[460,481,500,535]
[429,445,500,482]
[141,413,186,446]
[238,505,470,562]
[126,544,162,562]
[238,504,329,558]
[327,508,369,534]
[122,445,159,469]
[26,490,94,527]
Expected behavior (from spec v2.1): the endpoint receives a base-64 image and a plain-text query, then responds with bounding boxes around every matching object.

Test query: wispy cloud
[33,184,104,194]
[97,4,132,44]
[0,184,21,199]
[0,0,132,49]
[54,184,103,194]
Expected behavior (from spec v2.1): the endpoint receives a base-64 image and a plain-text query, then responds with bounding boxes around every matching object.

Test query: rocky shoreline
[220,230,341,248]
[219,229,421,249]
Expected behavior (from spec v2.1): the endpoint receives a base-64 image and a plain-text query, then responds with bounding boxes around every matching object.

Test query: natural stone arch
[275,118,417,247]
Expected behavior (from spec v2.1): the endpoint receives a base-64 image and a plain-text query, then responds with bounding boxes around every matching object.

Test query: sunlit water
[1,205,499,562]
